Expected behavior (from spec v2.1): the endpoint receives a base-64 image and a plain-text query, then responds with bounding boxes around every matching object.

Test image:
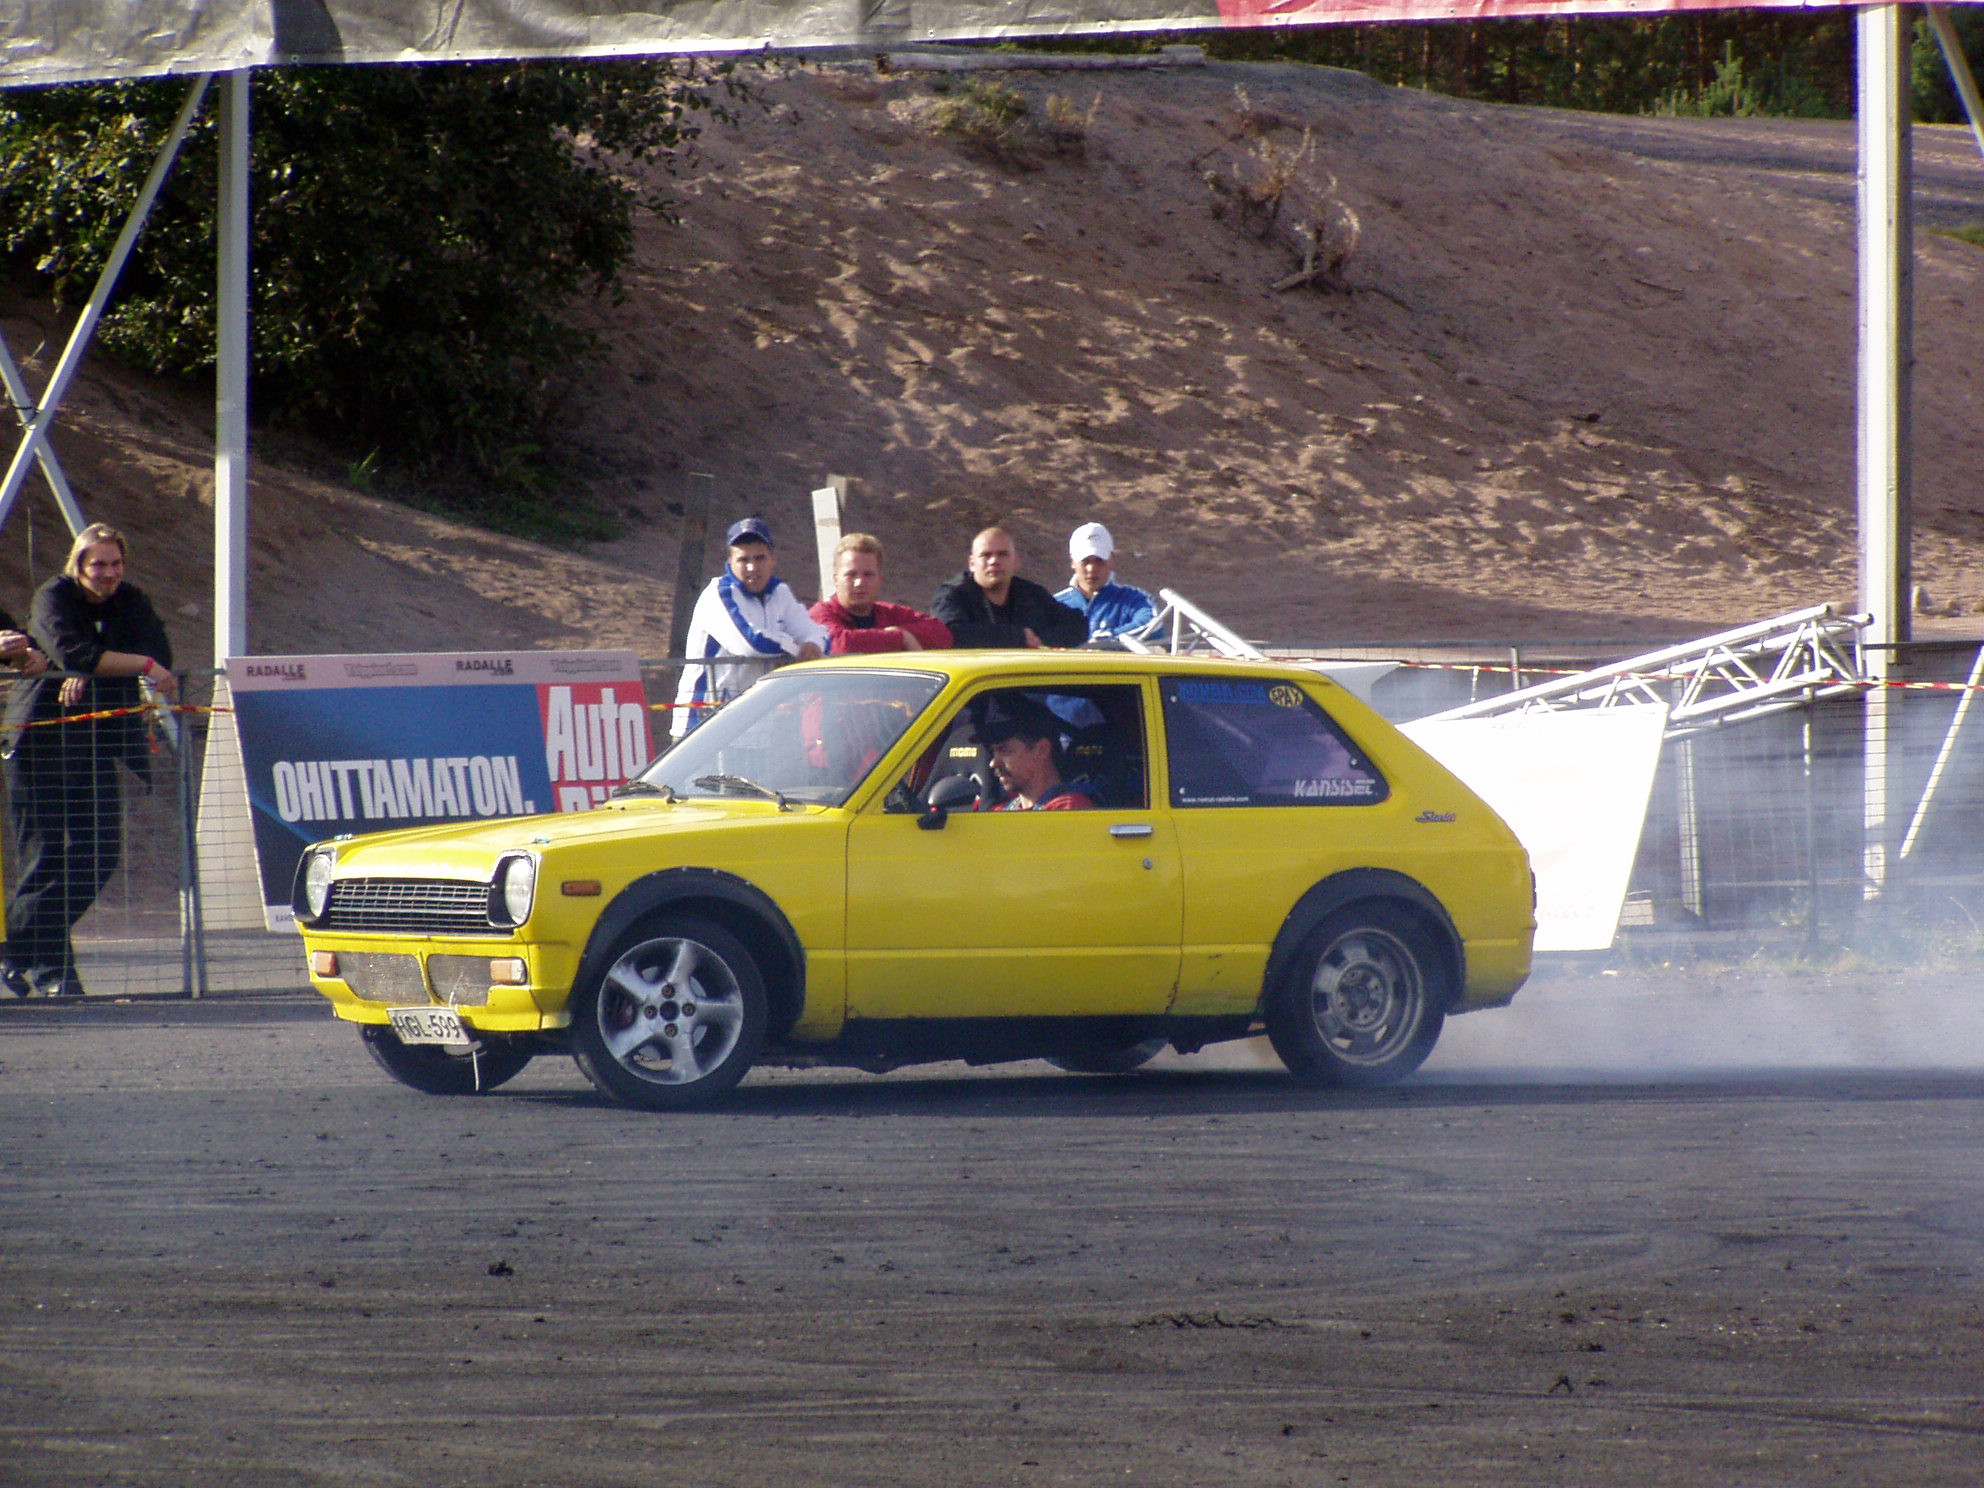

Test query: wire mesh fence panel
[0,670,188,998]
[1566,643,1980,959]
[179,668,308,996]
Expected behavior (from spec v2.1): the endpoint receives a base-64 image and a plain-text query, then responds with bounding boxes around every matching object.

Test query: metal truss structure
[1422,604,1871,741]
[1112,589,1265,660]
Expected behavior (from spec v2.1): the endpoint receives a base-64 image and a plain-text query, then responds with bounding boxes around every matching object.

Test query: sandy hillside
[4,56,1982,663]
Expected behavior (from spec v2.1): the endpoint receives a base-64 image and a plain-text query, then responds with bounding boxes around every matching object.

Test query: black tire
[1264,904,1447,1087]
[1046,1037,1167,1075]
[569,914,767,1111]
[360,1023,535,1096]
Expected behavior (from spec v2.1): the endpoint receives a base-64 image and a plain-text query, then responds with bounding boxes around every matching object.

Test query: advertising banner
[228,650,653,929]
[1402,702,1668,953]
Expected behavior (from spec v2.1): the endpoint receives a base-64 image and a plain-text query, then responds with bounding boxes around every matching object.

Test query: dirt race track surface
[2,978,1981,1487]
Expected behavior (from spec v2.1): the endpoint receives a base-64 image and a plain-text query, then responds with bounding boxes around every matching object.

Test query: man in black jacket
[931,527,1089,650]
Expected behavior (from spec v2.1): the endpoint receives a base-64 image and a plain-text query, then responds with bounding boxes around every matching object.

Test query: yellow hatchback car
[294,652,1533,1109]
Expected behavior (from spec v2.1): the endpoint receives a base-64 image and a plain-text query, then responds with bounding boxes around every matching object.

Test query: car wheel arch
[576,868,807,1038]
[1261,868,1464,1014]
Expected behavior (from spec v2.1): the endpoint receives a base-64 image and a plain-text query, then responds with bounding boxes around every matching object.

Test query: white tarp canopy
[6,0,1973,85]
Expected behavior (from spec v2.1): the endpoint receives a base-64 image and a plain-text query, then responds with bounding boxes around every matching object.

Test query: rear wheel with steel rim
[1265,905,1446,1087]
[570,915,767,1110]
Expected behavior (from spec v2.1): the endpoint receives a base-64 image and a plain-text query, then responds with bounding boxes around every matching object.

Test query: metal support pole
[0,74,212,536]
[214,70,251,667]
[1676,737,1705,921]
[177,690,206,999]
[1857,5,1913,899]
[0,333,84,531]
[1926,5,1984,163]
[1802,705,1821,947]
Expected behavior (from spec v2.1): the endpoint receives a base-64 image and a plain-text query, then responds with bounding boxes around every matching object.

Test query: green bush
[930,79,1034,163]
[1914,11,1984,125]
[0,61,739,539]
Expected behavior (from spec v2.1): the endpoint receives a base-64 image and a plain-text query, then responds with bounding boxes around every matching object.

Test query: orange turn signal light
[560,880,602,897]
[488,958,529,985]
[310,950,339,978]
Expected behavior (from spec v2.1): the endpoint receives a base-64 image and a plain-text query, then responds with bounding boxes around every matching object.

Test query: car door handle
[1108,823,1154,838]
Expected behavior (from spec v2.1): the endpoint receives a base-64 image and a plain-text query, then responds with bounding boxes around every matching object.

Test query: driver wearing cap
[673,516,830,737]
[971,694,1098,812]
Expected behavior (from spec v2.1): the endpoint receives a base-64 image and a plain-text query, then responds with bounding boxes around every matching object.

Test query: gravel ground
[1,975,1980,1486]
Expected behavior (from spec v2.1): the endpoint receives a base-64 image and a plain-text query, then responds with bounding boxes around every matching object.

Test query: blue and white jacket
[1055,579,1157,640]
[672,573,830,736]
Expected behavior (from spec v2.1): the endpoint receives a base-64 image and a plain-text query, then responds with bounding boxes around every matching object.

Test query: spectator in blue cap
[672,517,829,737]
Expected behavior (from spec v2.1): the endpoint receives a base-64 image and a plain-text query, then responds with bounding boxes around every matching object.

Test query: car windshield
[641,669,944,807]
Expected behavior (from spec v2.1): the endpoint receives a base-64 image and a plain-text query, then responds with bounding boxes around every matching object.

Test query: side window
[885,684,1150,812]
[1160,677,1387,808]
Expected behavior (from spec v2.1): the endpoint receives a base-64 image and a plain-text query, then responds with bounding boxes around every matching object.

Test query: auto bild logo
[456,657,515,677]
[242,662,307,682]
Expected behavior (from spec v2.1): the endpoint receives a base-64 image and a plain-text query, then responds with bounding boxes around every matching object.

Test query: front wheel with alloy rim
[570,914,767,1110]
[1264,904,1447,1087]
[360,1024,535,1095]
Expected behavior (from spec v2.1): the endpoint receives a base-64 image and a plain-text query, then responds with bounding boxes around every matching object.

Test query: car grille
[323,878,493,935]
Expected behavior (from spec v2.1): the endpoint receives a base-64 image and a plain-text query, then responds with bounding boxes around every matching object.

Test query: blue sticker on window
[1174,680,1271,706]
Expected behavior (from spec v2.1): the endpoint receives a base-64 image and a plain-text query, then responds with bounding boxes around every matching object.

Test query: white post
[214,70,251,667]
[811,475,847,598]
[1857,4,1913,899]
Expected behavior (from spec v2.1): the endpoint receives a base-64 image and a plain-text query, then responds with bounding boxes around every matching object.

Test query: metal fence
[5,642,1979,999]
[0,669,196,999]
[1332,638,1984,961]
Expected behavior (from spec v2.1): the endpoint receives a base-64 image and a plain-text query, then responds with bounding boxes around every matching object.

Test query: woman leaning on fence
[1,523,174,999]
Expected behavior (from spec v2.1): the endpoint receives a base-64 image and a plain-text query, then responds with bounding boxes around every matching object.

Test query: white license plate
[388,1005,467,1045]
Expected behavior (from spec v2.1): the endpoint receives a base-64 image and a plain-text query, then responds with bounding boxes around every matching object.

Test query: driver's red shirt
[994,788,1097,812]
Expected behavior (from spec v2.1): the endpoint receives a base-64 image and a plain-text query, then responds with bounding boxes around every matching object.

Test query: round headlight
[304,851,335,920]
[497,854,537,928]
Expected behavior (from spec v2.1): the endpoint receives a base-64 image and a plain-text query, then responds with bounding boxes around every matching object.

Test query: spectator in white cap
[672,516,829,737]
[1055,522,1155,642]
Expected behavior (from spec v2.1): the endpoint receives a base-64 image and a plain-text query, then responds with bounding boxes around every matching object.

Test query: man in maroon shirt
[810,533,952,654]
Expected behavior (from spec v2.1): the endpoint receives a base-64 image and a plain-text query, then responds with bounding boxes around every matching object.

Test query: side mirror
[918,773,981,830]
